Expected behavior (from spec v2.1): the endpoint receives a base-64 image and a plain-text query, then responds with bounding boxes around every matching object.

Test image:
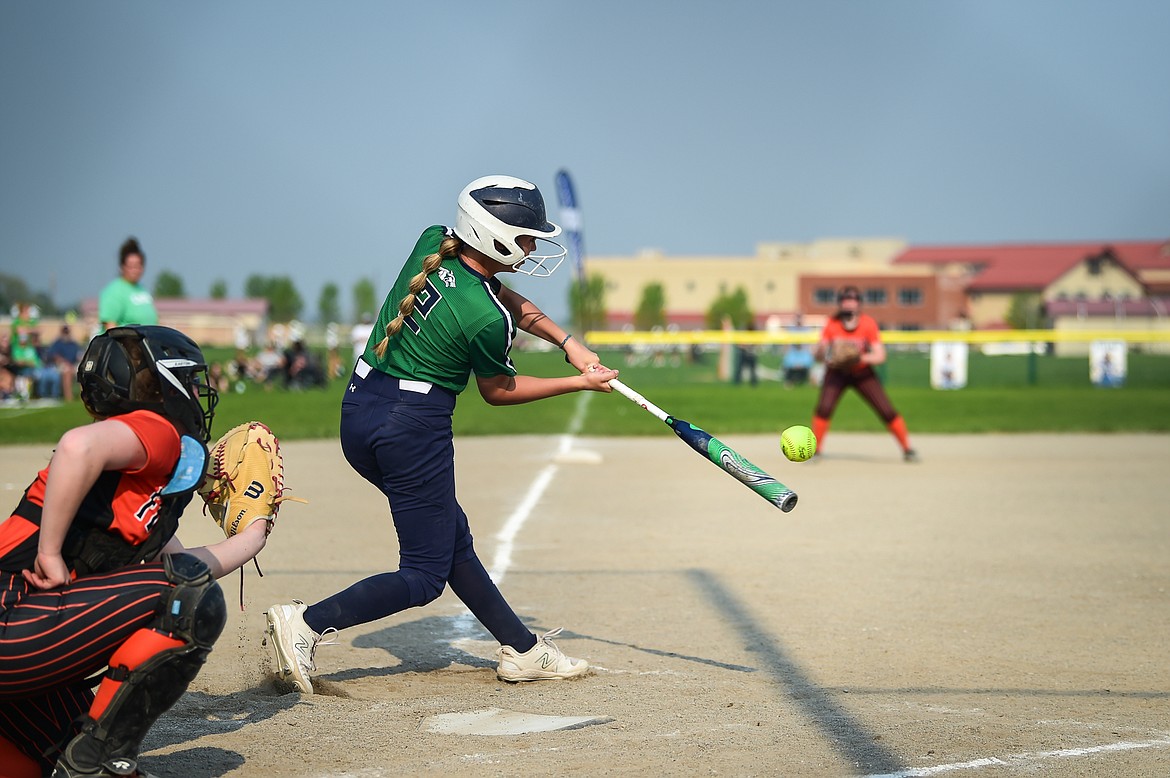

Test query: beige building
[584,238,1170,338]
[586,238,910,328]
[79,298,269,348]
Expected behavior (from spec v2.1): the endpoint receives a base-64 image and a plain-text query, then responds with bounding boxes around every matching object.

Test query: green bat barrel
[668,417,798,512]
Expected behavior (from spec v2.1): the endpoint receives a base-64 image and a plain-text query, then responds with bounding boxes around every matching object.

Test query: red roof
[894,241,1170,292]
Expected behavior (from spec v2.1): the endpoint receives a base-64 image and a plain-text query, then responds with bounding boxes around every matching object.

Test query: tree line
[0,271,383,325]
[6,266,757,331]
[570,273,754,332]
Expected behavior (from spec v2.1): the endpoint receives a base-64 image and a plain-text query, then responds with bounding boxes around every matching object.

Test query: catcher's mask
[453,175,567,277]
[79,325,218,443]
[837,285,862,305]
[834,285,862,326]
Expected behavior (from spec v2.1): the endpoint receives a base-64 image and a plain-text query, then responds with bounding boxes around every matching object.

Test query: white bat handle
[609,379,669,422]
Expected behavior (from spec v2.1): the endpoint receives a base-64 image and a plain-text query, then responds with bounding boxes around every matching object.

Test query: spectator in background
[782,343,814,387]
[782,314,815,387]
[283,340,324,389]
[26,331,61,401]
[10,302,39,339]
[351,313,375,367]
[733,322,759,386]
[325,324,342,379]
[99,237,159,331]
[9,331,50,400]
[44,324,82,401]
[227,349,252,392]
[254,341,284,388]
[0,332,15,401]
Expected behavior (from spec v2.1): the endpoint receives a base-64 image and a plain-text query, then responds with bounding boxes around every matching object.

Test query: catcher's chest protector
[62,435,208,576]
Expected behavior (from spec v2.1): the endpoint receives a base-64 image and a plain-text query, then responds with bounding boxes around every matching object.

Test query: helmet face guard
[453,175,567,277]
[79,326,218,443]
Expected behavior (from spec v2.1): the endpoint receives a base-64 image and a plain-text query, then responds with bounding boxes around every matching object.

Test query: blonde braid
[373,236,462,358]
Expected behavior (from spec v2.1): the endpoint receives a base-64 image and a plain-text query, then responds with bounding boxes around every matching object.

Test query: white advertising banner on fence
[1089,340,1127,387]
[930,341,969,390]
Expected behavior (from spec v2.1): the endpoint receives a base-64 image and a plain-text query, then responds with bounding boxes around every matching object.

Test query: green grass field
[2,349,1168,444]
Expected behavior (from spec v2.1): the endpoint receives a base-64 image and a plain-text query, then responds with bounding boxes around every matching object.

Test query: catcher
[811,285,918,462]
[0,326,292,778]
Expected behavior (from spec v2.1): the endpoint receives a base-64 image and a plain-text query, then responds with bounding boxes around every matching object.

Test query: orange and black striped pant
[815,365,900,424]
[0,566,172,772]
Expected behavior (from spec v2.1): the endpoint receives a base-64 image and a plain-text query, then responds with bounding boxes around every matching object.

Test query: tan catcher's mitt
[199,421,306,537]
[826,340,863,370]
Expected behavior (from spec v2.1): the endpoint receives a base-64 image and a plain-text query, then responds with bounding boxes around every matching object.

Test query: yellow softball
[781,425,817,462]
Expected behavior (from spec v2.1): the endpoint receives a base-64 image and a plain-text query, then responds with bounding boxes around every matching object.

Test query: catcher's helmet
[453,175,567,276]
[79,325,218,443]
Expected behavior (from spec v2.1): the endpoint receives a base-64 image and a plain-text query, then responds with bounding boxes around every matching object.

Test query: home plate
[552,449,603,465]
[421,707,613,735]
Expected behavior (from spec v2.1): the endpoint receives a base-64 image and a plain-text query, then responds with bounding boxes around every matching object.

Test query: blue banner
[554,169,586,285]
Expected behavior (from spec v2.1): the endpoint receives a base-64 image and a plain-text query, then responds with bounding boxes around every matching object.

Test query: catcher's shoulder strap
[63,492,191,577]
[62,436,206,577]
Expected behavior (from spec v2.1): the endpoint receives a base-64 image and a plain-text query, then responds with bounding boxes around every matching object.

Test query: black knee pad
[159,552,227,649]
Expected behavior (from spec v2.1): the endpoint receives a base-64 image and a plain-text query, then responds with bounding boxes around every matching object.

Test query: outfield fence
[584,328,1170,389]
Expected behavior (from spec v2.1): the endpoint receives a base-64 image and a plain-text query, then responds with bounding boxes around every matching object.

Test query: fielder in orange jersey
[0,326,269,778]
[811,285,917,462]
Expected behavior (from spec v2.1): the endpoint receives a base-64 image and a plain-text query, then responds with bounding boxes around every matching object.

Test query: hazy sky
[2,1,1168,322]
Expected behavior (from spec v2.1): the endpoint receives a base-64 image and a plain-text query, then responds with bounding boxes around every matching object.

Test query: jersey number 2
[404,280,443,334]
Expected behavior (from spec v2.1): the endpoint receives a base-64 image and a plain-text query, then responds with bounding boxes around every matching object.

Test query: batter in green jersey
[265,176,619,695]
[362,225,517,393]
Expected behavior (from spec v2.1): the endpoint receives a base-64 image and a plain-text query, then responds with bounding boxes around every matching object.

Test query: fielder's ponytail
[373,235,462,358]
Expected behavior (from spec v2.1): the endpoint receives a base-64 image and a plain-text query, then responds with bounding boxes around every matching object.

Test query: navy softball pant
[303,362,533,652]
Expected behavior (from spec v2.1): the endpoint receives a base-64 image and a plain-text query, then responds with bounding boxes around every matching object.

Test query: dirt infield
[2,433,1167,776]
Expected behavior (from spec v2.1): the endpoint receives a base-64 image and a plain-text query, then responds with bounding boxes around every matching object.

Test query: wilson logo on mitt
[199,421,307,537]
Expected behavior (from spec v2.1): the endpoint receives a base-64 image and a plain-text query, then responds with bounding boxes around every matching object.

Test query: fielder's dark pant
[815,365,900,424]
[0,566,173,771]
[304,363,534,652]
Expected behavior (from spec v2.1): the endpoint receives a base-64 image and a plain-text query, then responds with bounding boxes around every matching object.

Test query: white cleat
[263,600,336,694]
[496,627,589,682]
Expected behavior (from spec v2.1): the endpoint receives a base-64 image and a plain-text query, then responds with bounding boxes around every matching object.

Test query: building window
[864,288,887,305]
[898,287,923,306]
[813,287,836,305]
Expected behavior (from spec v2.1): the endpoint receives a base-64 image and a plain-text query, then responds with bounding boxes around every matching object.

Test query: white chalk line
[453,392,593,635]
[862,738,1170,778]
[488,391,592,583]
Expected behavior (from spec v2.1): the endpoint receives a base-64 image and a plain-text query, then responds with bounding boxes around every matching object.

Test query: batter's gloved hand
[199,421,306,538]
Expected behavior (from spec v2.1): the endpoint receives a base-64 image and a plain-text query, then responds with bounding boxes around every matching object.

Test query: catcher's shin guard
[56,554,227,774]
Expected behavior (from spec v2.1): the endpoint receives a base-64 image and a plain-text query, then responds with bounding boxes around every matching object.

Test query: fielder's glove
[826,340,863,370]
[199,421,306,538]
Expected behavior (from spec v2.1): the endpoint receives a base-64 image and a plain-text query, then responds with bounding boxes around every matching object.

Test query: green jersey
[98,277,158,329]
[363,226,517,394]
